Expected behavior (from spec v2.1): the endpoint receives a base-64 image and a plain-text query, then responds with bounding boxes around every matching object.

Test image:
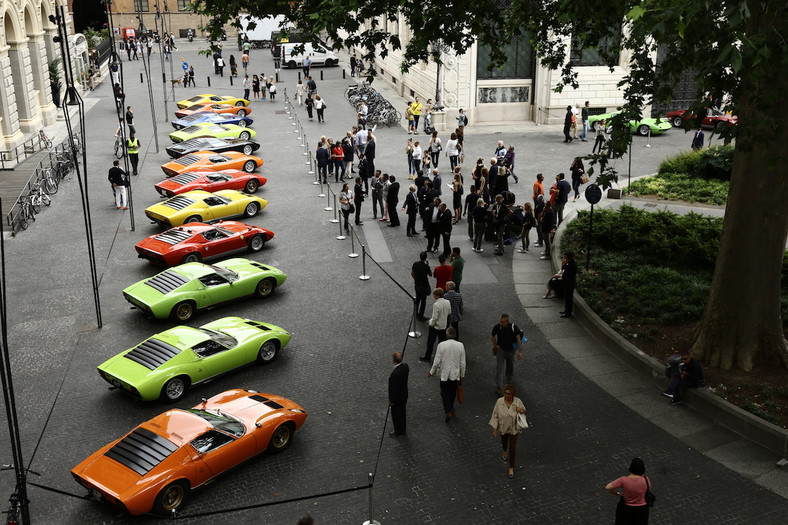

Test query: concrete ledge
[554,210,788,459]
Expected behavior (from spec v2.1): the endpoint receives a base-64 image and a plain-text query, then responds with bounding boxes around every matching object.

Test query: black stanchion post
[140,72,143,83]
[343,69,345,79]
[349,229,359,258]
[230,76,233,86]
[320,70,323,81]
[207,76,211,87]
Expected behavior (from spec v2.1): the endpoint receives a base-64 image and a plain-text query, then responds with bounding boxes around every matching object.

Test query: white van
[280,42,338,68]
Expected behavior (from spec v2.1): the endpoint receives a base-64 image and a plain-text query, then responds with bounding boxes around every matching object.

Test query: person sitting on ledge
[662,351,703,405]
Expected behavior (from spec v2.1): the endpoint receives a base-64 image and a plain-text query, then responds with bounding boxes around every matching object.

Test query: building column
[7,41,39,133]
[0,47,24,150]
[27,33,57,125]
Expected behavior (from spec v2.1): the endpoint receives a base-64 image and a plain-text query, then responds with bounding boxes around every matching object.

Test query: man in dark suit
[691,129,705,150]
[560,251,578,318]
[563,105,574,142]
[364,134,376,194]
[437,202,453,258]
[387,175,400,226]
[388,352,409,436]
[403,184,419,236]
[425,197,442,253]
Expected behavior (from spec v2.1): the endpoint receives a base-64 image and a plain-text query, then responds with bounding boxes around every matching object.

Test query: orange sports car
[71,389,307,516]
[174,103,252,119]
[161,151,263,177]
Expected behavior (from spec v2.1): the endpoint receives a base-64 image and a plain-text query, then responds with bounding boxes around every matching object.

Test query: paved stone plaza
[0,42,785,524]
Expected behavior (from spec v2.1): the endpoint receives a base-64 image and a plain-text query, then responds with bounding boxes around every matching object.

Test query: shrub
[658,144,734,181]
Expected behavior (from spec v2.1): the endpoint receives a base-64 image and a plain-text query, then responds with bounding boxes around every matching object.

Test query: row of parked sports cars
[71,94,306,517]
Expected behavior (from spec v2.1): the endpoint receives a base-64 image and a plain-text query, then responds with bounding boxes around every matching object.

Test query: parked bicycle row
[345,83,401,127]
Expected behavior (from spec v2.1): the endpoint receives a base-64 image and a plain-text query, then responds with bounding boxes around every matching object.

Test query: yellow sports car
[176,94,250,109]
[145,190,267,228]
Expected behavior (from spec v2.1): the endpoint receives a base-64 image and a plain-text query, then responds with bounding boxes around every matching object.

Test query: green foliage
[626,173,730,205]
[658,145,735,181]
[48,58,61,87]
[82,27,109,47]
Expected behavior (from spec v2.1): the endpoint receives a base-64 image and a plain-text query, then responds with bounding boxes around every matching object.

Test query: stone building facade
[0,0,63,151]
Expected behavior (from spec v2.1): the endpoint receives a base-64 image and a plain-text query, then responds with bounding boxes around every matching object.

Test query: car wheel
[242,144,253,155]
[239,131,251,140]
[672,116,684,128]
[185,215,202,224]
[153,480,189,515]
[237,119,247,127]
[235,101,245,107]
[254,277,276,298]
[325,59,335,67]
[637,124,650,136]
[589,121,596,132]
[268,423,293,453]
[181,252,201,264]
[245,179,260,193]
[288,60,297,69]
[237,108,247,117]
[161,376,189,402]
[257,340,280,363]
[170,301,195,322]
[244,201,260,217]
[243,160,256,173]
[248,234,265,252]
[715,120,727,129]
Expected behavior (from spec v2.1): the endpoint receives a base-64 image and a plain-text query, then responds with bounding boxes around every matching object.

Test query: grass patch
[625,144,733,204]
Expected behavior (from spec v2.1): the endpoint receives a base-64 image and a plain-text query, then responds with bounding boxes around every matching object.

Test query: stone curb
[553,208,788,460]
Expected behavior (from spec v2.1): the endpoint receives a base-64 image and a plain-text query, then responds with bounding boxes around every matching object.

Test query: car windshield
[209,264,239,282]
[208,155,230,163]
[185,409,245,437]
[205,138,225,147]
[215,225,234,236]
[199,328,238,348]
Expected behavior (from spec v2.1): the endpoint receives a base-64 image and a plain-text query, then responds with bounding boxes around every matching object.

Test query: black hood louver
[124,338,182,370]
[105,427,178,476]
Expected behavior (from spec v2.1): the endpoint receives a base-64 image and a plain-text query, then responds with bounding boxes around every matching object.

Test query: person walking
[125,106,135,134]
[490,314,524,395]
[489,383,527,479]
[295,79,306,105]
[570,157,585,201]
[428,131,442,167]
[539,201,556,260]
[563,105,574,143]
[126,131,140,175]
[428,327,466,422]
[388,352,409,437]
[593,119,607,153]
[492,194,511,256]
[517,202,536,253]
[314,95,326,123]
[411,251,433,321]
[216,55,225,76]
[472,198,488,253]
[604,458,652,525]
[243,75,250,102]
[449,247,464,293]
[580,100,590,141]
[421,288,450,362]
[229,55,237,77]
[444,281,463,338]
[411,96,423,132]
[108,160,128,210]
[305,94,314,121]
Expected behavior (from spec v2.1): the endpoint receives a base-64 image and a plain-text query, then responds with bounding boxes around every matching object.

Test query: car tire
[672,116,684,128]
[242,144,253,155]
[254,277,276,298]
[160,376,189,402]
[239,131,251,140]
[325,59,335,67]
[288,60,297,69]
[153,480,189,515]
[185,215,202,224]
[248,234,265,252]
[257,340,279,363]
[637,124,650,136]
[237,108,247,117]
[235,101,245,107]
[181,252,201,264]
[170,301,195,322]
[245,179,260,193]
[237,119,247,128]
[244,201,260,218]
[243,160,256,173]
[268,423,293,453]
[589,121,596,132]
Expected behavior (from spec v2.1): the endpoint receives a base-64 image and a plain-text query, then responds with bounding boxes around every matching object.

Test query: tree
[193,0,788,371]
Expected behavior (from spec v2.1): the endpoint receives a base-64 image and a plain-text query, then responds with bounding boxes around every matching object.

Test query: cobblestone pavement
[0,43,784,524]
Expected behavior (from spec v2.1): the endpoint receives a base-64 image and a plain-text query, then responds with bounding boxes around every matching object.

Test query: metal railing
[5,135,83,236]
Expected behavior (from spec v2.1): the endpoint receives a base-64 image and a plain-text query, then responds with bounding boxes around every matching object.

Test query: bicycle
[29,181,51,212]
[38,129,53,150]
[16,195,35,230]
[2,492,20,525]
[41,167,58,195]
[114,135,124,159]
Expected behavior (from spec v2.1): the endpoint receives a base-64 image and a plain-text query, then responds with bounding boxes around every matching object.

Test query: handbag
[456,383,464,403]
[644,476,656,507]
[580,173,590,184]
[348,203,355,213]
[516,412,528,431]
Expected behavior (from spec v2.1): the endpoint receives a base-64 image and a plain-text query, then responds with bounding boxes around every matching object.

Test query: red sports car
[71,390,307,516]
[666,108,738,129]
[174,103,252,119]
[154,169,267,197]
[161,151,263,177]
[135,220,274,266]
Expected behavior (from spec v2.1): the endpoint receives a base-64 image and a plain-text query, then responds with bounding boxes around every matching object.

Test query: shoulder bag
[644,476,656,507]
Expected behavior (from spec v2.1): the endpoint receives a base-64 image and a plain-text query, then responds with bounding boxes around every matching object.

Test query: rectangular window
[476,38,534,80]
[177,0,191,11]
[568,32,621,67]
[134,0,149,11]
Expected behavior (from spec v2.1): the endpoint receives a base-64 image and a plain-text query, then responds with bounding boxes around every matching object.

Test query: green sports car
[588,112,672,136]
[98,317,291,402]
[122,258,286,322]
[169,123,256,143]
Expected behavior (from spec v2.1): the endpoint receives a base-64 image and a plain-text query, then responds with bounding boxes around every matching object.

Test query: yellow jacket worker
[411,96,423,132]
[126,132,140,175]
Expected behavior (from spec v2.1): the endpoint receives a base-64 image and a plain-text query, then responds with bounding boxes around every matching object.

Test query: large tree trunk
[691,6,788,371]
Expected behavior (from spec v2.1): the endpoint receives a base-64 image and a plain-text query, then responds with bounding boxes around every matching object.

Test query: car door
[190,429,256,479]
[196,273,236,305]
[191,339,242,377]
[199,196,228,220]
[201,227,241,257]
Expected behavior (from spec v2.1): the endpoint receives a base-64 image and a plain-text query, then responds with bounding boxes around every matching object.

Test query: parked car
[171,112,253,130]
[165,137,260,159]
[588,112,672,136]
[71,389,307,515]
[144,189,267,228]
[97,317,291,401]
[176,94,250,109]
[161,151,262,177]
[280,42,339,68]
[666,107,738,129]
[174,103,252,119]
[169,123,256,143]
[155,170,267,197]
[135,220,274,266]
[122,257,286,321]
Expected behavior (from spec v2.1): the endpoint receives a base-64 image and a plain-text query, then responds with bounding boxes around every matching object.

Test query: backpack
[461,114,468,126]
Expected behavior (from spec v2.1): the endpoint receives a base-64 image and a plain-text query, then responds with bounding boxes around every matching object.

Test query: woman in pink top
[604,457,650,524]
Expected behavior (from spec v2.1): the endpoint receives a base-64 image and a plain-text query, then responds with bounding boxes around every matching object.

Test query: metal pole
[407,296,420,336]
[349,227,358,258]
[361,473,379,525]
[137,12,160,153]
[165,1,175,100]
[154,3,168,120]
[586,203,594,271]
[330,198,339,223]
[337,209,346,240]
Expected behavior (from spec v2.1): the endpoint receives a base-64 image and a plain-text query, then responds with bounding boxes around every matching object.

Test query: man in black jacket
[388,352,409,436]
[403,184,419,236]
[364,134,376,194]
[560,252,577,318]
[387,176,400,226]
[563,105,574,143]
[662,351,704,405]
[438,203,453,258]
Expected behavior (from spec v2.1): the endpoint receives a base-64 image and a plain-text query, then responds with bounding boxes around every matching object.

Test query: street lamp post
[154,3,168,119]
[164,1,176,101]
[137,12,161,152]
